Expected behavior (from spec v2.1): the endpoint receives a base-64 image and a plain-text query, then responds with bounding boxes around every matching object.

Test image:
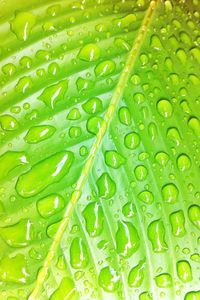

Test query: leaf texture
[0,0,200,300]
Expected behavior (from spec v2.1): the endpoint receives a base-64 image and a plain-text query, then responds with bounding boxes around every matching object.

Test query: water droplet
[150,34,163,50]
[78,44,100,62]
[134,165,148,181]
[155,152,169,166]
[24,125,56,144]
[128,259,145,287]
[47,220,61,238]
[105,150,125,169]
[38,80,68,109]
[157,99,173,118]
[98,266,120,292]
[190,253,200,263]
[115,14,136,29]
[130,74,140,85]
[67,108,81,120]
[169,210,186,237]
[147,219,168,252]
[96,173,116,199]
[70,237,89,269]
[190,47,200,63]
[76,77,94,92]
[133,93,145,104]
[82,202,104,237]
[122,202,136,218]
[167,127,181,145]
[16,151,74,198]
[47,4,61,17]
[155,273,172,288]
[176,48,187,64]
[0,114,19,131]
[37,194,65,218]
[82,97,103,114]
[162,183,178,203]
[0,151,28,180]
[188,117,200,137]
[188,205,200,230]
[69,126,82,138]
[118,106,131,126]
[36,50,51,61]
[177,154,191,171]
[180,31,191,45]
[180,100,191,114]
[138,190,154,204]
[50,277,76,300]
[16,76,32,93]
[0,254,30,283]
[148,122,157,140]
[95,60,116,77]
[139,292,152,300]
[2,63,16,76]
[86,116,104,135]
[177,260,192,282]
[10,12,36,41]
[124,132,140,149]
[115,220,140,258]
[20,56,32,69]
[184,291,200,300]
[1,219,33,247]
[114,38,130,51]
[48,62,59,75]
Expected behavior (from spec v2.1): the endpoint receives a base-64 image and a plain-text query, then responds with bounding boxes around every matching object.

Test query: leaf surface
[0,0,200,299]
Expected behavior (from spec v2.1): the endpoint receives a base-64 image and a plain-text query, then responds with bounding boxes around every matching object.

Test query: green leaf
[0,0,200,299]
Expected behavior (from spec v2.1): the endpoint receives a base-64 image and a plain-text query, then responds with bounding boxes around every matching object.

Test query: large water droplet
[0,151,28,180]
[98,266,120,292]
[162,183,178,203]
[95,60,116,77]
[1,219,33,247]
[115,220,140,258]
[138,190,154,204]
[82,97,103,114]
[177,154,191,171]
[50,277,76,300]
[169,210,186,237]
[105,150,125,169]
[124,132,140,149]
[157,99,173,118]
[155,273,172,288]
[37,194,65,218]
[0,254,30,283]
[147,219,168,252]
[118,106,131,126]
[0,114,19,131]
[96,173,116,199]
[82,202,104,237]
[10,12,36,41]
[16,151,74,198]
[24,125,56,144]
[177,260,192,282]
[128,259,145,287]
[38,80,68,109]
[70,237,89,269]
[188,205,200,230]
[78,44,100,62]
[86,116,104,135]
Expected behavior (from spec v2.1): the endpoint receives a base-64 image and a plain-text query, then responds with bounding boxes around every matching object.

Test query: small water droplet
[105,150,125,169]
